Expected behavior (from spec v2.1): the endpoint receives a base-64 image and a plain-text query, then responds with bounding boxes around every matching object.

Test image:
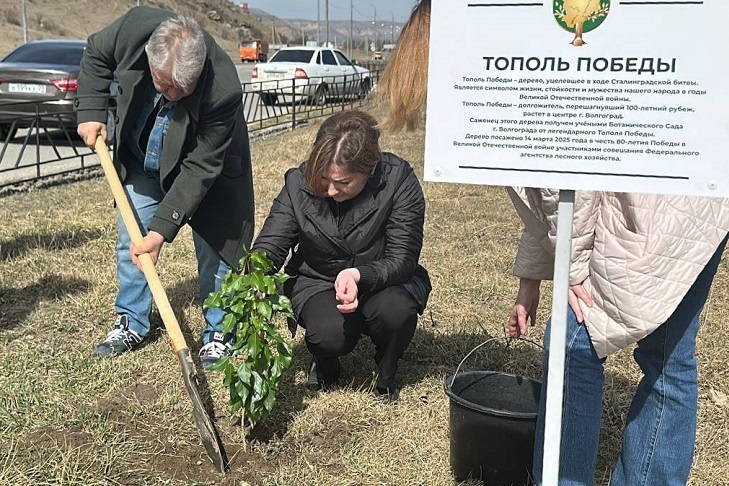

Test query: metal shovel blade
[178,349,228,473]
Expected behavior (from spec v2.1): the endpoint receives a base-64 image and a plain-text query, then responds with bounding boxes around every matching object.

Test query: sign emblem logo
[554,0,610,46]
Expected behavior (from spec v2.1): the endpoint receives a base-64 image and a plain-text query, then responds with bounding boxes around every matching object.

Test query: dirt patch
[94,382,166,420]
[130,382,160,403]
[142,443,239,484]
[91,384,286,483]
[17,422,285,484]
[304,415,356,451]
[128,435,283,484]
[22,427,96,453]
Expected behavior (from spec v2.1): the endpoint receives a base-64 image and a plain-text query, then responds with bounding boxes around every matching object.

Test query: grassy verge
[1,105,727,485]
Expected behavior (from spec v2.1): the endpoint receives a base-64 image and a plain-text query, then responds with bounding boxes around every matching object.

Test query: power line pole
[373,7,377,52]
[325,0,330,47]
[317,0,320,46]
[391,12,395,44]
[21,0,28,43]
[349,0,353,58]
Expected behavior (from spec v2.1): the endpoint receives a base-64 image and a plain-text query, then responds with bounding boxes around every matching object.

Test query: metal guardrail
[0,66,382,194]
[243,68,381,133]
[0,101,102,194]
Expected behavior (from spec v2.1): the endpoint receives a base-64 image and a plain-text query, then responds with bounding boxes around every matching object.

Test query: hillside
[0,1,403,60]
[248,7,402,50]
[0,0,299,59]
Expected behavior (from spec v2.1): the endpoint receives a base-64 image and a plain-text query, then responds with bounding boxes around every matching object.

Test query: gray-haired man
[76,7,254,368]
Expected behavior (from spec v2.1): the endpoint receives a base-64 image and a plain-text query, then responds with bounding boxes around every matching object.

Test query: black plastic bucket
[445,366,541,484]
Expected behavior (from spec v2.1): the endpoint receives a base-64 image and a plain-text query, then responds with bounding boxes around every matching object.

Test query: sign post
[425,1,729,484]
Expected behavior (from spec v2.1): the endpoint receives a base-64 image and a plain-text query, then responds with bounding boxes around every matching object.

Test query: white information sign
[424,1,729,196]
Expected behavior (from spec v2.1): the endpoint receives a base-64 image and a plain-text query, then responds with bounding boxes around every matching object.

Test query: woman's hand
[335,268,360,313]
[130,231,165,271]
[568,281,593,323]
[508,278,541,337]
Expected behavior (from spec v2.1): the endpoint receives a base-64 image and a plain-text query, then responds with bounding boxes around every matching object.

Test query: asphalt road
[236,63,255,83]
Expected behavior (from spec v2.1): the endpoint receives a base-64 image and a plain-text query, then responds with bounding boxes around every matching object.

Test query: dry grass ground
[1,104,728,485]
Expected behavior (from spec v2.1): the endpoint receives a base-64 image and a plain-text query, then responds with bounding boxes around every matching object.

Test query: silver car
[0,39,86,140]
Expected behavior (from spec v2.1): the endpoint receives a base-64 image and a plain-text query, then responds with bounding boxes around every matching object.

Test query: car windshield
[2,42,85,65]
[270,50,314,63]
[240,41,257,48]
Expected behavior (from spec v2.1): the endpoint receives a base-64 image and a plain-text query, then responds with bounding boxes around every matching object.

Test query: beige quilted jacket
[507,187,729,358]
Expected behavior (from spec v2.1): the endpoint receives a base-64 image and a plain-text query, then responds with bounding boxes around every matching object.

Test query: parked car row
[0,42,374,142]
[0,40,86,140]
[250,46,372,106]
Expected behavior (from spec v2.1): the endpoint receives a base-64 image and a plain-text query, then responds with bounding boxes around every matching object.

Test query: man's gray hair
[146,15,207,90]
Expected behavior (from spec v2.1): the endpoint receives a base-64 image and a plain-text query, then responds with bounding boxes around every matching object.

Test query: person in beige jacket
[507,188,729,485]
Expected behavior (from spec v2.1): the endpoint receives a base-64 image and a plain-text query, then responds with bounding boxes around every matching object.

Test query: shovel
[94,138,228,473]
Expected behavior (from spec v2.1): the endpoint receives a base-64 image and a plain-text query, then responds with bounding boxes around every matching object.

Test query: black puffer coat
[253,152,431,332]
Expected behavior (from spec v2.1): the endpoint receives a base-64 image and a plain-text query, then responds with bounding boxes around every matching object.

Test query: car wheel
[311,85,328,106]
[358,79,371,99]
[0,124,18,141]
[261,93,278,106]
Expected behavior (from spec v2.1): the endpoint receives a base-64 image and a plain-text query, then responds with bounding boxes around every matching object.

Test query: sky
[242,1,418,23]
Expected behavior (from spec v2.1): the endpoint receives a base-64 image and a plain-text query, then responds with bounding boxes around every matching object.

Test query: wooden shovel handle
[95,138,188,354]
[95,140,229,473]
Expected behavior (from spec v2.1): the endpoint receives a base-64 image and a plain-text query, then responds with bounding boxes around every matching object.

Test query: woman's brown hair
[376,0,431,132]
[304,110,382,196]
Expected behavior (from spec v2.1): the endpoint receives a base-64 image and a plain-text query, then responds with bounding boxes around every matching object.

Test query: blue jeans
[115,161,229,343]
[533,236,727,486]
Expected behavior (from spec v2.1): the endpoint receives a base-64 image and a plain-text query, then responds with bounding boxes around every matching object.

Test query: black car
[0,39,86,140]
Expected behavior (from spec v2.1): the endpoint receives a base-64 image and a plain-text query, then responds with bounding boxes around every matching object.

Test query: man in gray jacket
[76,7,254,368]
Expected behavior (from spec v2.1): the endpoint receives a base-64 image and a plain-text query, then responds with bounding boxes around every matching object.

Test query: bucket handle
[447,336,544,392]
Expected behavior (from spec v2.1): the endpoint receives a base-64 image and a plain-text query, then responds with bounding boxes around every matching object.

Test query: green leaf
[236,363,252,385]
[208,355,230,372]
[235,379,251,407]
[249,272,266,292]
[250,251,274,273]
[230,301,245,316]
[229,394,243,415]
[277,294,293,310]
[247,332,261,358]
[203,293,223,309]
[265,279,277,295]
[279,353,293,370]
[223,361,235,385]
[263,389,276,412]
[229,277,247,294]
[251,371,264,401]
[256,300,273,320]
[247,408,260,428]
[270,357,280,378]
[278,341,293,358]
[221,314,238,335]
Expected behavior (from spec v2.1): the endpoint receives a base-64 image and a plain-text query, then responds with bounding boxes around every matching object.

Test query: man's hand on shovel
[131,231,165,271]
[77,121,108,148]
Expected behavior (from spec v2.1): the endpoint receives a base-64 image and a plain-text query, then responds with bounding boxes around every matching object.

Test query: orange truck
[239,39,269,62]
